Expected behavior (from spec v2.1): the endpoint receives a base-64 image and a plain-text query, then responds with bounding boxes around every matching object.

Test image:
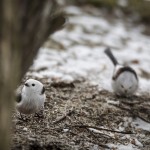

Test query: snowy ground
[15,4,150,150]
[30,5,150,94]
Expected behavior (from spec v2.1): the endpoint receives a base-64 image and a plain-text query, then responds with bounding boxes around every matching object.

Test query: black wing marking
[113,66,138,81]
[16,93,22,103]
[41,86,45,95]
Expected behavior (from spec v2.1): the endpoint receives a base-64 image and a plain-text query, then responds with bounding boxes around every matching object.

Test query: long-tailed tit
[104,48,139,96]
[16,79,46,115]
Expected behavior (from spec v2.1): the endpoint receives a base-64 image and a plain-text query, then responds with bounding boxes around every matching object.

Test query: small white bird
[104,48,139,96]
[16,79,46,115]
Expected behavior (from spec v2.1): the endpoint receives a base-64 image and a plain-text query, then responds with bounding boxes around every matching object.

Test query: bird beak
[24,83,29,87]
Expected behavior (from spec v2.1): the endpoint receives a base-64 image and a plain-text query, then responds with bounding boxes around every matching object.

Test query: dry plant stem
[85,127,110,149]
[77,121,110,149]
[69,120,114,149]
[110,103,150,123]
[53,109,74,124]
[75,121,116,140]
[69,122,110,149]
[71,125,134,134]
[82,126,125,145]
[89,129,116,140]
[121,100,142,105]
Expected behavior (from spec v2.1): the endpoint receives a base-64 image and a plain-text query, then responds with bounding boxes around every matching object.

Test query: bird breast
[16,93,45,114]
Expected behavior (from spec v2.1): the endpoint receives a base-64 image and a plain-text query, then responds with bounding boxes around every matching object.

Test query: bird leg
[34,110,44,118]
[18,113,28,121]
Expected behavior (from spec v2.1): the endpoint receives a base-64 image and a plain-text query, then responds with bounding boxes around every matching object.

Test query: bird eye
[32,84,35,86]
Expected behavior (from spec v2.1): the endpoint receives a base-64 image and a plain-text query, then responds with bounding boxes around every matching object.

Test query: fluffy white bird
[104,48,139,96]
[16,79,46,115]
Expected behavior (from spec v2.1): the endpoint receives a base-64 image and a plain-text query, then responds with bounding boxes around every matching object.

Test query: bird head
[23,79,45,95]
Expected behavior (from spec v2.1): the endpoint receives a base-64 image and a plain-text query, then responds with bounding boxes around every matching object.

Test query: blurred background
[9,0,150,150]
[31,0,150,84]
[66,0,150,23]
[56,0,150,38]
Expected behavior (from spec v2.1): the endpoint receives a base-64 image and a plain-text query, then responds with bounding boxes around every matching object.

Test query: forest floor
[12,3,150,150]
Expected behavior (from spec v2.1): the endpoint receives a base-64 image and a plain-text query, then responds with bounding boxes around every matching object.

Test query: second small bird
[104,48,138,96]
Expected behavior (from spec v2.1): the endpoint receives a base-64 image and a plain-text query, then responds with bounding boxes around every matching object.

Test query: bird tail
[104,48,118,66]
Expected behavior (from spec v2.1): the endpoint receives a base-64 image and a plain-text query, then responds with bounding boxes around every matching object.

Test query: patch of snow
[32,5,150,94]
[65,6,83,15]
[90,144,99,150]
[107,100,120,105]
[108,143,140,150]
[132,118,150,131]
[117,143,139,150]
[132,138,143,147]
[23,127,28,131]
[63,128,69,132]
[120,134,131,140]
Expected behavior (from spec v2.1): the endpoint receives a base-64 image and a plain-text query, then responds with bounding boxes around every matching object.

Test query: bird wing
[41,86,45,95]
[16,93,22,103]
[15,85,23,103]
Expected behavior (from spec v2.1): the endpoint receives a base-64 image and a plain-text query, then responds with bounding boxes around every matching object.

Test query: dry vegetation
[12,77,150,150]
[11,1,150,149]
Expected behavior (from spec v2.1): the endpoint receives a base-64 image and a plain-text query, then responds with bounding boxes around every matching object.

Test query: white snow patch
[118,0,128,7]
[31,6,150,94]
[107,99,120,105]
[132,118,150,131]
[133,138,143,147]
[65,6,83,15]
[63,128,69,132]
[108,143,140,150]
[117,143,139,150]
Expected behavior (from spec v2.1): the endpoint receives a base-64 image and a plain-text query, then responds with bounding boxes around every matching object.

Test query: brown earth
[11,77,150,150]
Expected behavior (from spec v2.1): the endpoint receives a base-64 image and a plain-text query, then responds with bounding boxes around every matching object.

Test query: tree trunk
[0,0,21,149]
[0,0,65,149]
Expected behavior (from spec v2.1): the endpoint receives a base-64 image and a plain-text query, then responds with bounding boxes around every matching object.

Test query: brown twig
[76,121,110,149]
[121,100,142,105]
[110,103,150,123]
[86,125,115,140]
[53,109,74,124]
[71,125,134,134]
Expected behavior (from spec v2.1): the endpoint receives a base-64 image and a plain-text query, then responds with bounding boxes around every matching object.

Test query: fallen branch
[76,122,110,149]
[86,125,115,139]
[110,103,150,123]
[121,100,142,105]
[71,125,134,134]
[77,122,111,149]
